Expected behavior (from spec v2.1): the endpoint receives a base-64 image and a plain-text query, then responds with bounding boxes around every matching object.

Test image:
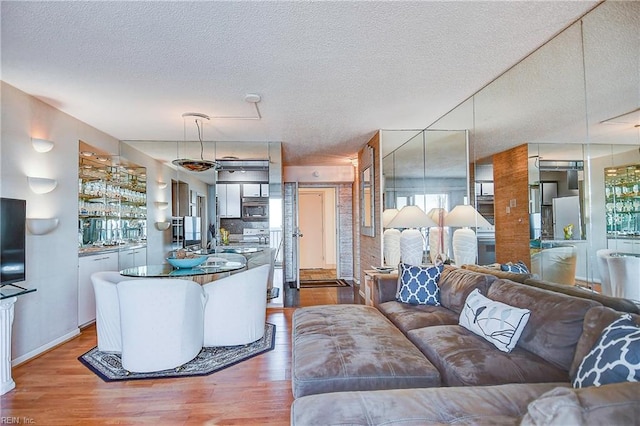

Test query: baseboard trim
[12,328,80,367]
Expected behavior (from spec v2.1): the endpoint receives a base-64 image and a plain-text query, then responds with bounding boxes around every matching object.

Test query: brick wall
[493,144,531,267]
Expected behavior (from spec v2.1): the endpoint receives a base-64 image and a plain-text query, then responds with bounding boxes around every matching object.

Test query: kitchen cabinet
[78,251,118,327]
[243,183,261,197]
[118,246,147,270]
[218,183,241,218]
[242,183,269,198]
[608,238,640,254]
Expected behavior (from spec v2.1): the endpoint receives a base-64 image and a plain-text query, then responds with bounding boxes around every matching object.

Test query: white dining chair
[596,249,615,296]
[91,271,139,353]
[202,264,270,347]
[607,255,640,303]
[530,245,578,286]
[117,278,207,373]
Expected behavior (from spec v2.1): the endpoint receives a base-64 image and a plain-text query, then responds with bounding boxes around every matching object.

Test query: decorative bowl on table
[166,255,208,269]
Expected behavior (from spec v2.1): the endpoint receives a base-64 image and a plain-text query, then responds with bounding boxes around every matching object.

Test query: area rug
[78,323,275,382]
[299,279,349,288]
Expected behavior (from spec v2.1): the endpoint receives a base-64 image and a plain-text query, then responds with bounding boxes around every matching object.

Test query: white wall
[1,82,122,363]
[284,165,354,183]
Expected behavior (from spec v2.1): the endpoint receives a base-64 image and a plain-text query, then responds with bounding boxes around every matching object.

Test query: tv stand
[1,284,36,395]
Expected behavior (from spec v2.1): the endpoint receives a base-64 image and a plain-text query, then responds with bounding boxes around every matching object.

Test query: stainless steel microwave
[241,202,268,219]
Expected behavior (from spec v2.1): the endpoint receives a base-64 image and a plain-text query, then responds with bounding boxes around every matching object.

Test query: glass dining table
[120,261,246,285]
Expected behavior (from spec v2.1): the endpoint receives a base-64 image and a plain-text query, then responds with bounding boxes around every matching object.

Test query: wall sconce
[32,138,54,153]
[154,201,169,210]
[28,177,57,194]
[26,218,59,235]
[155,221,171,231]
[157,181,168,189]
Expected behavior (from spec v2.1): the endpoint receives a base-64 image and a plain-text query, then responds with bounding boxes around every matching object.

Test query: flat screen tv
[1,198,26,285]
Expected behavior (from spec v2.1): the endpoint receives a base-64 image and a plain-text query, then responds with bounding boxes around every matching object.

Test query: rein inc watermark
[0,418,35,424]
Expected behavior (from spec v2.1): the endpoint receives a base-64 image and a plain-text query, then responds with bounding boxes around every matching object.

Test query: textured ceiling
[1,1,598,166]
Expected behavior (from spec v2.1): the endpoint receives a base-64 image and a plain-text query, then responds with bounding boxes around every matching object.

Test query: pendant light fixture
[172,112,219,172]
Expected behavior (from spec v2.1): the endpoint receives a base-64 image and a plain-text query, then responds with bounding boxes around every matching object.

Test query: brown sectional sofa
[377,267,603,386]
[291,266,640,424]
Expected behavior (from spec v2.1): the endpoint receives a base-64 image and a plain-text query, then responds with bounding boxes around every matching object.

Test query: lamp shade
[427,207,448,226]
[444,205,491,228]
[382,208,399,228]
[387,205,437,229]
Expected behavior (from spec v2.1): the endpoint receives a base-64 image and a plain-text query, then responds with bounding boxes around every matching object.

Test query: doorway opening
[298,187,337,284]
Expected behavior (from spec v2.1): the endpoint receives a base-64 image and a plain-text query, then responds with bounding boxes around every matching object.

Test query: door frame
[298,185,338,273]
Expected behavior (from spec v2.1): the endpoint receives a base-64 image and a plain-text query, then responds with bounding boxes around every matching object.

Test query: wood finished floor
[2,285,360,425]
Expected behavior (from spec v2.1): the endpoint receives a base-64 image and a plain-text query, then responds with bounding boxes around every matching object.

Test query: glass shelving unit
[605,164,640,237]
[78,153,147,246]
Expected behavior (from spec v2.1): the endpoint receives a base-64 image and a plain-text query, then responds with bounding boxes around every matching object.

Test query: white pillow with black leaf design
[572,314,640,388]
[395,262,443,305]
[459,289,531,353]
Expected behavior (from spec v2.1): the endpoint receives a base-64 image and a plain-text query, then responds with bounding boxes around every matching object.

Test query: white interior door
[299,192,325,269]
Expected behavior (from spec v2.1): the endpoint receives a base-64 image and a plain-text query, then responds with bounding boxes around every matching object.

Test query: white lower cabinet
[608,238,640,255]
[78,252,118,327]
[118,246,147,270]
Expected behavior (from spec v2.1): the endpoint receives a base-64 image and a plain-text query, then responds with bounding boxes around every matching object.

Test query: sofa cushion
[570,306,640,378]
[572,314,640,388]
[407,325,568,386]
[378,301,460,334]
[396,262,443,305]
[291,382,568,426]
[524,278,640,314]
[487,279,600,371]
[521,382,640,426]
[459,289,530,353]
[437,266,496,313]
[292,305,440,398]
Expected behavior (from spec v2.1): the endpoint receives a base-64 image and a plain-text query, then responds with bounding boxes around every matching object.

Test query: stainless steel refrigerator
[552,196,581,240]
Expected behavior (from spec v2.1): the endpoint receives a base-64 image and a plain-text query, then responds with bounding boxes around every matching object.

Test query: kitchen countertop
[78,242,147,257]
[607,234,640,240]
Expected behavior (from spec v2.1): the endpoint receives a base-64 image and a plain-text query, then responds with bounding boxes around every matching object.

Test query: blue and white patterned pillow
[572,314,640,388]
[396,263,443,305]
[459,289,531,353]
[500,261,530,274]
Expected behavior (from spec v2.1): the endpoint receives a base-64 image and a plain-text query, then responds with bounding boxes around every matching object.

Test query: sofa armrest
[372,274,398,306]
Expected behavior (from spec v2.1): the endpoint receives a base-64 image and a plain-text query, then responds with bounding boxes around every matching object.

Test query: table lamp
[382,208,401,267]
[387,205,436,266]
[427,208,449,263]
[444,204,491,266]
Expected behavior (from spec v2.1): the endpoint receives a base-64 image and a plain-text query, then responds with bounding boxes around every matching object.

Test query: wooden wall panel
[493,144,531,266]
